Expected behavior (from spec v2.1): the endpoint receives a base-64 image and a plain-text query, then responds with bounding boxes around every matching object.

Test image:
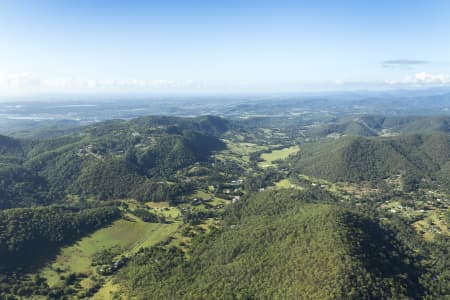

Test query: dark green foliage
[91,246,122,266]
[129,115,230,137]
[136,131,224,177]
[380,115,450,134]
[132,209,163,223]
[0,135,23,157]
[312,115,450,137]
[294,133,450,189]
[401,171,421,192]
[34,150,85,199]
[117,246,186,299]
[182,209,216,225]
[70,158,143,200]
[182,130,226,158]
[0,164,50,209]
[436,161,450,190]
[117,189,422,299]
[294,136,408,182]
[244,167,284,191]
[0,206,120,270]
[131,180,194,204]
[312,120,378,137]
[136,135,196,176]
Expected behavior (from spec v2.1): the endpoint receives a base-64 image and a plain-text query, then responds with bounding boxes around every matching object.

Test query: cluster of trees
[243,167,284,191]
[65,157,195,202]
[91,246,123,266]
[132,209,165,223]
[129,132,224,177]
[0,164,50,209]
[0,272,105,299]
[131,180,195,205]
[182,209,217,226]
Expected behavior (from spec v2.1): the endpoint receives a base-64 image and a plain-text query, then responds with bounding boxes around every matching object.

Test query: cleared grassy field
[132,221,179,250]
[259,145,299,168]
[145,201,170,208]
[40,215,179,287]
[413,211,449,241]
[226,141,268,156]
[193,190,212,199]
[275,178,305,190]
[191,190,229,206]
[216,141,269,167]
[275,179,291,188]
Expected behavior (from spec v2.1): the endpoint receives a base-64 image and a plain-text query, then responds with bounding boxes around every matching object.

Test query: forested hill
[0,134,23,156]
[0,115,229,209]
[117,189,423,299]
[293,133,450,189]
[310,115,450,137]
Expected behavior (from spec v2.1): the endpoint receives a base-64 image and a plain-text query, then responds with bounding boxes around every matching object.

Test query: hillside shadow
[343,213,424,298]
[0,222,117,275]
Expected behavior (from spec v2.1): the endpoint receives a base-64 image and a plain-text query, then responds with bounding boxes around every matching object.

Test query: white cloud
[387,72,450,86]
[5,71,449,95]
[0,72,41,89]
[81,79,200,89]
[0,72,202,94]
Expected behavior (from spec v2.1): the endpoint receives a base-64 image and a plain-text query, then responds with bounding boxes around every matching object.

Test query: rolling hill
[0,115,229,208]
[310,115,450,137]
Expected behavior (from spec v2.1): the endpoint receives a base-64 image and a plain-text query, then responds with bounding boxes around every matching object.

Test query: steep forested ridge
[294,133,450,189]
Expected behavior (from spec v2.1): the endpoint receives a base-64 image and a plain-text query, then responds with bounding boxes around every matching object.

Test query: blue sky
[0,0,449,94]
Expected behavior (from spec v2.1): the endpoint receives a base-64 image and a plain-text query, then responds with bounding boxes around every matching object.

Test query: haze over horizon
[1,0,450,95]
